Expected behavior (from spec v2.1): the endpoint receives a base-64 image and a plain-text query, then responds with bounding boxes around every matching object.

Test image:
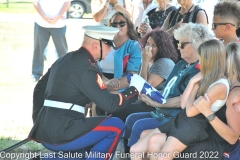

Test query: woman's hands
[142,46,153,62]
[194,93,213,117]
[138,23,152,35]
[139,94,154,106]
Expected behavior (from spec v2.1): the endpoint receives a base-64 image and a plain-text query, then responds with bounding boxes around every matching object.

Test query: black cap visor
[101,38,116,47]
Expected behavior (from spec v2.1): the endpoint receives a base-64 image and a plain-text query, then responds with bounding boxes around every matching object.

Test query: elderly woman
[161,0,209,61]
[124,23,214,153]
[137,42,240,160]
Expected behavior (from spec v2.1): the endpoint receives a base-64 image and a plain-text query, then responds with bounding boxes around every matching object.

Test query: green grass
[0,137,45,151]
[0,2,35,13]
[0,2,93,156]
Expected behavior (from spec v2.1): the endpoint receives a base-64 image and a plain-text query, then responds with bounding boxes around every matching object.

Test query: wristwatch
[206,113,216,122]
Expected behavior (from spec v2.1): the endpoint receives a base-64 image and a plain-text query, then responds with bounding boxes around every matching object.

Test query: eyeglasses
[177,42,191,49]
[212,23,235,29]
[111,21,126,28]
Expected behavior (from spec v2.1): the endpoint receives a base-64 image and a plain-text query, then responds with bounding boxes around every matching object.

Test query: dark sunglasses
[212,23,235,29]
[111,21,126,28]
[177,42,191,49]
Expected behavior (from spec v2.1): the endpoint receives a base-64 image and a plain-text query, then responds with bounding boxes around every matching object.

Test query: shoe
[31,75,40,82]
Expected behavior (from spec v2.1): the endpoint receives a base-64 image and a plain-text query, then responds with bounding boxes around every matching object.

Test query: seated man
[28,25,145,160]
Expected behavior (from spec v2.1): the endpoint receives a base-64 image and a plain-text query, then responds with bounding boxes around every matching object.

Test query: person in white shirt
[32,0,71,81]
[131,0,158,29]
[91,0,131,26]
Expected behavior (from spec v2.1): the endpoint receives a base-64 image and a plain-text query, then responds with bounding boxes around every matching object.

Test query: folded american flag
[127,73,166,104]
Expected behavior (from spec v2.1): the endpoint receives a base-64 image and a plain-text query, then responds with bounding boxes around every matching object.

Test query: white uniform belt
[44,100,85,114]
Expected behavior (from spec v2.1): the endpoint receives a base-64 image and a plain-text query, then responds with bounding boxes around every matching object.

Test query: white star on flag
[145,87,153,96]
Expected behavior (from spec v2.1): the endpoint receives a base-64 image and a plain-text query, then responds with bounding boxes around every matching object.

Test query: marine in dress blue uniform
[28,26,142,160]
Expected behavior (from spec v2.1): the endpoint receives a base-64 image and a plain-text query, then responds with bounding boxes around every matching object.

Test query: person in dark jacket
[28,25,145,160]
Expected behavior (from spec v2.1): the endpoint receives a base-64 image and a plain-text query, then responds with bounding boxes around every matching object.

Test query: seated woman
[110,28,178,121]
[93,11,141,115]
[130,39,230,160]
[100,11,141,91]
[139,29,178,90]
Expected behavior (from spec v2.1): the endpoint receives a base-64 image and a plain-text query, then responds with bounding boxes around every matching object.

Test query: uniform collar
[79,47,96,64]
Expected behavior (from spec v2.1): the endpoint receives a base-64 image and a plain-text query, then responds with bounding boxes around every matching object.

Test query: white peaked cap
[82,25,119,41]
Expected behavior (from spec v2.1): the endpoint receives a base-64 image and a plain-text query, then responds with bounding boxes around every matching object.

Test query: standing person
[91,0,131,26]
[31,0,70,82]
[212,1,240,45]
[28,26,147,159]
[131,0,158,29]
[161,0,208,61]
[130,39,229,160]
[137,0,176,36]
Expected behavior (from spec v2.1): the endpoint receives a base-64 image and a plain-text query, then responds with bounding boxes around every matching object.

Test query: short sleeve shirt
[34,0,71,28]
[148,58,175,90]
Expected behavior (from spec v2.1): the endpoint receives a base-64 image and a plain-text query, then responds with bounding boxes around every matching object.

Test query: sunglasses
[212,23,235,29]
[177,42,191,49]
[111,21,126,28]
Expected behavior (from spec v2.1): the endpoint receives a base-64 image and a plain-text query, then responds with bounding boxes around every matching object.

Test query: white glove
[129,74,146,93]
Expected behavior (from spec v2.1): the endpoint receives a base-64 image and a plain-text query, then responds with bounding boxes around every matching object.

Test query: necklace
[181,4,194,20]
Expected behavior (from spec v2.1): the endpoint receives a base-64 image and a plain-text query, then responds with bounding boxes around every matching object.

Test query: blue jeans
[124,112,166,147]
[42,117,124,160]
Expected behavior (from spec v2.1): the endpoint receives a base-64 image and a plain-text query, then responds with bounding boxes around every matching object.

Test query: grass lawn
[0,2,35,13]
[0,2,93,156]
